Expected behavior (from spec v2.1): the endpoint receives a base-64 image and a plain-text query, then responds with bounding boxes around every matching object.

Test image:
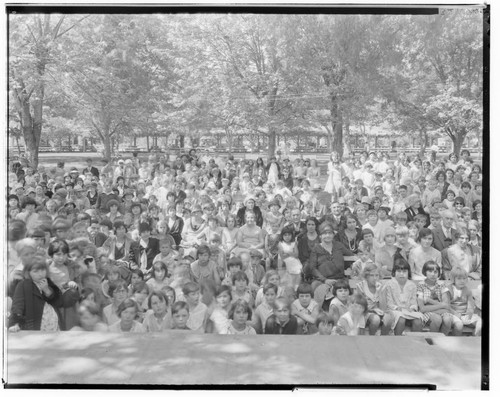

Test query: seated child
[444,266,482,336]
[264,297,298,335]
[190,244,221,287]
[170,301,191,331]
[208,285,232,334]
[101,264,123,299]
[222,257,243,287]
[416,260,453,335]
[153,237,179,276]
[224,299,256,335]
[351,241,375,280]
[337,293,368,336]
[231,271,254,307]
[108,298,145,333]
[179,281,208,333]
[291,283,319,334]
[142,290,172,332]
[128,269,145,295]
[130,280,150,322]
[146,260,171,292]
[328,279,352,325]
[209,235,227,281]
[355,264,392,335]
[313,312,345,336]
[70,301,108,332]
[102,279,129,326]
[254,270,290,307]
[252,283,277,334]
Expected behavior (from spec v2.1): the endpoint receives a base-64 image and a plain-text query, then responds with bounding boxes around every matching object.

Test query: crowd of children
[6,148,483,336]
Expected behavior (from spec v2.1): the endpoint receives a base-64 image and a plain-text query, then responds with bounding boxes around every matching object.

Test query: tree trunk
[419,127,428,158]
[268,128,276,159]
[15,135,22,155]
[343,120,352,157]
[225,127,233,155]
[451,128,467,156]
[23,127,40,170]
[330,98,343,158]
[179,135,184,148]
[101,133,112,161]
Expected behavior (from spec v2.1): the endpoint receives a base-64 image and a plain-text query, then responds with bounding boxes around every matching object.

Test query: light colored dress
[210,307,231,334]
[108,320,145,333]
[142,310,172,332]
[324,162,343,195]
[408,246,442,281]
[338,312,366,336]
[356,280,384,313]
[223,323,257,335]
[385,278,424,329]
[267,163,279,185]
[186,302,208,333]
[279,241,302,275]
[307,166,321,187]
[102,304,120,326]
[40,301,60,332]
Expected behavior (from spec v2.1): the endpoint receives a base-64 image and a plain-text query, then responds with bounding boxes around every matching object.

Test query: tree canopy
[8,9,484,166]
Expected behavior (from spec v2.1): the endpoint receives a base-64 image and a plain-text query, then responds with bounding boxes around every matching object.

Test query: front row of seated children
[8,251,481,336]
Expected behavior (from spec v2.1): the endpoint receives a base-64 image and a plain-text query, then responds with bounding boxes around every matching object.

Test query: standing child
[328,279,352,325]
[264,297,298,334]
[443,266,482,336]
[291,283,319,334]
[170,301,191,331]
[108,298,145,333]
[385,259,424,335]
[356,264,392,335]
[9,254,63,331]
[277,226,302,290]
[224,299,256,335]
[337,293,368,336]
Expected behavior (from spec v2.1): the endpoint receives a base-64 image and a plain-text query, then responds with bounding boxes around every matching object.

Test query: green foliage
[8,10,484,161]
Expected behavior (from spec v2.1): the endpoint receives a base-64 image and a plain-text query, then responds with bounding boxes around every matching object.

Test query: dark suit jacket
[404,207,430,227]
[431,227,456,252]
[82,166,100,178]
[165,216,184,246]
[129,238,160,271]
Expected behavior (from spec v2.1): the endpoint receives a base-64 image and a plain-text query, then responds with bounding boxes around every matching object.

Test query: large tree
[379,10,483,155]
[9,14,90,168]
